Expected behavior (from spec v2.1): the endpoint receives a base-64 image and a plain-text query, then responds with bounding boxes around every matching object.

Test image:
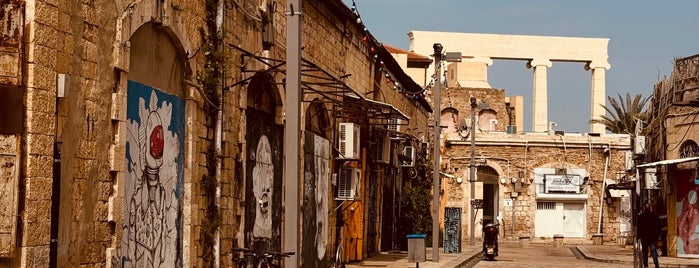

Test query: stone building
[644,54,699,258]
[0,0,431,267]
[393,32,634,250]
[437,86,632,248]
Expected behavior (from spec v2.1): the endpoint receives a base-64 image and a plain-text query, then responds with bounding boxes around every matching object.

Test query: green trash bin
[407,234,426,263]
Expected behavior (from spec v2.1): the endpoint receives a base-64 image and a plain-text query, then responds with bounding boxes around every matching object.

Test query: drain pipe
[214,0,224,266]
[597,145,610,234]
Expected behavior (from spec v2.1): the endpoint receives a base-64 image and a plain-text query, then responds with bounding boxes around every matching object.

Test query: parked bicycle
[232,247,294,268]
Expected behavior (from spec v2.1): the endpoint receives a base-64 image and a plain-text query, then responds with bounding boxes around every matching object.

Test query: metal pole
[431,43,443,262]
[469,97,477,246]
[284,1,301,267]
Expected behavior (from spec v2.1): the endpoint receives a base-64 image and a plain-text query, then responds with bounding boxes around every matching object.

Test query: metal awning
[341,95,409,123]
[636,156,699,168]
[226,44,410,124]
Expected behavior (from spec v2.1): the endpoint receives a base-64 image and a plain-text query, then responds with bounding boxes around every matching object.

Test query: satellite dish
[459,118,469,131]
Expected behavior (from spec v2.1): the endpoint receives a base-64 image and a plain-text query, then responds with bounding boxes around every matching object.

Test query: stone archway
[121,21,187,267]
[112,2,196,266]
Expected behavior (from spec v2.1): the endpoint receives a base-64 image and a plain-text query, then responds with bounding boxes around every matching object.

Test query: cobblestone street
[467,242,623,268]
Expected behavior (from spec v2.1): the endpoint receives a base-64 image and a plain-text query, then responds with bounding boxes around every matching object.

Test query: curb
[574,246,628,264]
[451,250,482,268]
[575,246,699,268]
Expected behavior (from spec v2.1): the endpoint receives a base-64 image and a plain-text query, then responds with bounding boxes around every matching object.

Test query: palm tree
[590,92,649,135]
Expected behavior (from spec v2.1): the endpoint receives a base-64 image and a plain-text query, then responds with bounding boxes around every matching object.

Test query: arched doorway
[122,22,186,267]
[301,100,332,267]
[244,72,284,253]
[478,165,500,226]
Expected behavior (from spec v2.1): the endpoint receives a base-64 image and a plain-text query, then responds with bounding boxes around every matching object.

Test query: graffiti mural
[676,171,699,257]
[245,109,283,252]
[301,132,330,267]
[444,207,462,253]
[123,81,184,267]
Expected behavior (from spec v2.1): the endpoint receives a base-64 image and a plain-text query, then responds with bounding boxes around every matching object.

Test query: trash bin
[407,234,426,263]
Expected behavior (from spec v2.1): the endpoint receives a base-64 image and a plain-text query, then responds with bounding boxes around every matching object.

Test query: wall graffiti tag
[123,81,184,267]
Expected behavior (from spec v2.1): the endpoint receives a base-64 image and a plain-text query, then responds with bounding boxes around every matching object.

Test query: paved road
[464,242,625,268]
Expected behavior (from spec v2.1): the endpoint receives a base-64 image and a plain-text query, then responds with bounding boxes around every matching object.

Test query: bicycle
[233,247,294,268]
[232,247,260,268]
[258,251,295,268]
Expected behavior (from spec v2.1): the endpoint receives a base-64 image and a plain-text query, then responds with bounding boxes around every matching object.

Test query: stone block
[26,177,53,201]
[26,110,55,136]
[592,233,603,245]
[110,92,126,121]
[27,87,56,114]
[109,144,125,172]
[26,154,53,178]
[21,246,50,268]
[26,63,56,91]
[30,23,59,49]
[553,234,564,247]
[26,133,54,156]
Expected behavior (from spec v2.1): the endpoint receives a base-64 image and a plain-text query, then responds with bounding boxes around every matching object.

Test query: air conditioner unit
[374,136,391,164]
[387,118,401,132]
[337,168,361,200]
[634,136,646,155]
[401,146,415,167]
[338,123,360,159]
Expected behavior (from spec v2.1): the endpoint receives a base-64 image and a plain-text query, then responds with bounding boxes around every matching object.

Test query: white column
[528,59,552,132]
[589,67,607,134]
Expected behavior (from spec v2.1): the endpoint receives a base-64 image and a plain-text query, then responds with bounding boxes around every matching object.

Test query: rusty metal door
[444,207,462,253]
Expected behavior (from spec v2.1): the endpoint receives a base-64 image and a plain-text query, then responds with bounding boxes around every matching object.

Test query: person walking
[638,202,661,268]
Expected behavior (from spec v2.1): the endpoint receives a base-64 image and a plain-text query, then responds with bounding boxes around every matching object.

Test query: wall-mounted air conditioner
[401,146,415,167]
[338,123,360,159]
[337,168,361,200]
[387,118,401,132]
[374,136,391,164]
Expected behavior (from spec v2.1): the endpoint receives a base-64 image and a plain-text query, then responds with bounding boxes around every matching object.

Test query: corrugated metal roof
[636,156,699,168]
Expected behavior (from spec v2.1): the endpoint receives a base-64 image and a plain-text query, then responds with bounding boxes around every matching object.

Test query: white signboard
[504,199,513,207]
[544,174,581,193]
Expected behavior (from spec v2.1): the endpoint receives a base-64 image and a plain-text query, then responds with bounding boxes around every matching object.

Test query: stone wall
[5,0,430,267]
[443,131,631,244]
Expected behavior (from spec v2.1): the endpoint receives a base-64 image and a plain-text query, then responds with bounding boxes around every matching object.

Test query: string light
[350,0,429,102]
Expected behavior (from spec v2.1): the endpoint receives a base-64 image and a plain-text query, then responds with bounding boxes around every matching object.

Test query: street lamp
[432,43,461,262]
[469,97,488,246]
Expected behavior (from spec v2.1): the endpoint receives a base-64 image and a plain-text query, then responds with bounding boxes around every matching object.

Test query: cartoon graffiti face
[315,136,329,259]
[253,135,273,238]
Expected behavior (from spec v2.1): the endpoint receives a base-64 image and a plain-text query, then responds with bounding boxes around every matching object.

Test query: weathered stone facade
[646,54,699,258]
[0,0,430,267]
[437,86,633,247]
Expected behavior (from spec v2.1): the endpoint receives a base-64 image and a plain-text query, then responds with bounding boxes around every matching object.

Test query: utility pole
[431,43,443,262]
[469,97,477,246]
[284,0,301,267]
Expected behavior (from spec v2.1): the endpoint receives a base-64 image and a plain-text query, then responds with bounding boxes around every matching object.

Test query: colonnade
[409,31,611,134]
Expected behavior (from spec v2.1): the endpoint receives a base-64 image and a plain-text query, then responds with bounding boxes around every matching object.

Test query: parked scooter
[482,220,500,261]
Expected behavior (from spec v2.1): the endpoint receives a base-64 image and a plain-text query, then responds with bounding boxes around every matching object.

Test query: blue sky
[341,0,699,133]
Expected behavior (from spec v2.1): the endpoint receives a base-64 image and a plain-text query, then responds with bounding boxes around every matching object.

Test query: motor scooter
[482,220,500,261]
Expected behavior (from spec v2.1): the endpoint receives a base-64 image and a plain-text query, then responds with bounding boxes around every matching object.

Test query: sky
[340,0,699,133]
